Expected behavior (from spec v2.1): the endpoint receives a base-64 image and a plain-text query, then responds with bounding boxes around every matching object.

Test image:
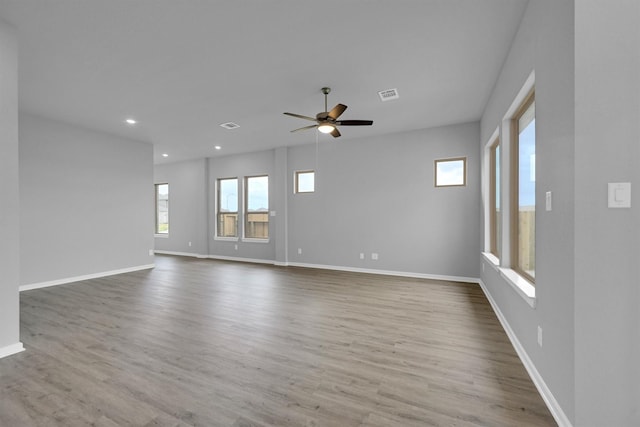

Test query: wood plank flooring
[0,255,556,426]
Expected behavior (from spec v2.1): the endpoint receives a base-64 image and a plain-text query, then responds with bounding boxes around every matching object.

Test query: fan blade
[330,127,341,138]
[283,112,317,122]
[290,124,318,133]
[336,120,373,126]
[328,103,347,120]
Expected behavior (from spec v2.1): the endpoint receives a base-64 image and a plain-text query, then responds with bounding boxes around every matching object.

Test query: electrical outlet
[188,241,192,247]
[537,326,543,347]
[371,253,379,260]
[234,244,238,250]
[297,248,302,255]
[359,253,365,260]
[149,249,154,256]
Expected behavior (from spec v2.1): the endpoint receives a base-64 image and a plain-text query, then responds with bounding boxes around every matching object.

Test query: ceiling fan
[284,87,373,138]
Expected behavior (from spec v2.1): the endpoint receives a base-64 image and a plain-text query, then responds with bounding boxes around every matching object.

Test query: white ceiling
[0,0,528,164]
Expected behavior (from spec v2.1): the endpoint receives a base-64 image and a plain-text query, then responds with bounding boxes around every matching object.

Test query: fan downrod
[321,87,331,113]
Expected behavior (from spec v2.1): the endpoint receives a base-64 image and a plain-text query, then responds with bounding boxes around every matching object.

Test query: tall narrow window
[489,139,501,257]
[245,175,269,239]
[217,178,238,238]
[512,91,535,282]
[295,170,315,193]
[155,183,169,234]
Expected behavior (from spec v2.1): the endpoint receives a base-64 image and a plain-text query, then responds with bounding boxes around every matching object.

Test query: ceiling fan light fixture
[318,123,335,134]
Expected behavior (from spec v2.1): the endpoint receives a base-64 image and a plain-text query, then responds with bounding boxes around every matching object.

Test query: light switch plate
[545,191,552,211]
[608,182,631,208]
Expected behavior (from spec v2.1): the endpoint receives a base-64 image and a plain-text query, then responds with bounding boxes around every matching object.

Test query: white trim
[478,279,572,427]
[499,267,536,308]
[154,250,208,258]
[154,234,169,238]
[155,251,275,265]
[155,253,479,284]
[241,238,270,244]
[214,236,239,242]
[482,252,536,308]
[0,342,25,359]
[482,251,500,269]
[206,254,275,265]
[19,264,155,292]
[287,262,480,284]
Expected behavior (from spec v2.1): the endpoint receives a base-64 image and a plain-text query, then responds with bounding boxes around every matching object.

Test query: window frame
[510,89,536,284]
[294,170,315,194]
[434,157,467,187]
[155,183,169,235]
[216,177,239,239]
[243,175,269,241]
[489,138,501,258]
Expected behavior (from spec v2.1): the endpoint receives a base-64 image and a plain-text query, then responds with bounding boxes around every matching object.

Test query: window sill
[242,238,270,244]
[482,252,499,269]
[214,236,239,242]
[154,234,169,238]
[499,268,536,308]
[482,252,536,308]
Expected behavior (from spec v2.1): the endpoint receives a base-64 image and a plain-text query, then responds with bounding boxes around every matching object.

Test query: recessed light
[162,153,169,157]
[125,118,137,125]
[214,146,222,150]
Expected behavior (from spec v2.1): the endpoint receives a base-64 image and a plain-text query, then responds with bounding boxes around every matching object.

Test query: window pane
[491,143,501,257]
[246,176,269,239]
[219,179,238,212]
[217,178,238,237]
[435,158,466,187]
[156,183,169,234]
[518,101,535,278]
[296,171,315,193]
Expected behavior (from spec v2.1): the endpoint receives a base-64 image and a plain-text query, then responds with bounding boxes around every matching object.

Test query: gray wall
[287,123,480,278]
[574,1,639,425]
[154,158,209,256]
[480,0,575,421]
[0,18,20,353]
[481,0,640,425]
[20,114,155,285]
[207,150,277,261]
[155,121,481,280]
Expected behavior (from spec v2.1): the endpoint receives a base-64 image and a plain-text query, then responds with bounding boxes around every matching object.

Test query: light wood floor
[0,255,556,426]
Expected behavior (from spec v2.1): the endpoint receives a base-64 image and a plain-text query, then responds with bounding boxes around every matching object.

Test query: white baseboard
[155,252,480,284]
[19,264,155,292]
[0,342,25,359]
[287,262,480,284]
[154,250,208,259]
[478,280,572,427]
[206,254,276,265]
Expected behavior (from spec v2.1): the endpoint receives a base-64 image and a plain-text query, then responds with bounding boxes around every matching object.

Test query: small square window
[295,170,315,193]
[435,158,466,187]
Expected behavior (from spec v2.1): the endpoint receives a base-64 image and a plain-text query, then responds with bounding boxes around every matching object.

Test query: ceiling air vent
[378,88,399,102]
[220,122,240,130]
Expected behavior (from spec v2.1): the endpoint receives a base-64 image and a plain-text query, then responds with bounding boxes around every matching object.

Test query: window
[217,178,238,238]
[245,175,269,239]
[155,183,169,234]
[489,139,501,257]
[435,157,466,187]
[511,90,535,282]
[295,170,315,193]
